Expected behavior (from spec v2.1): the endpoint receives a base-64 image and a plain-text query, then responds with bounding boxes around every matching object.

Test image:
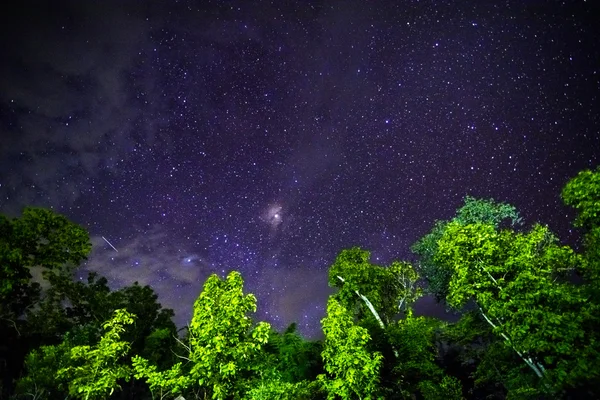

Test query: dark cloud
[0,2,164,212]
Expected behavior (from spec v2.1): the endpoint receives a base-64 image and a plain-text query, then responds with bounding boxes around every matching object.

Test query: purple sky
[0,0,598,337]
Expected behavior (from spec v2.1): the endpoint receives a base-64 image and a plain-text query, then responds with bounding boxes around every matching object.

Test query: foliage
[134,271,271,400]
[57,309,135,400]
[262,323,324,383]
[7,168,600,399]
[187,271,270,399]
[562,166,600,229]
[411,196,521,301]
[14,341,72,400]
[328,247,420,326]
[0,207,91,398]
[132,356,192,400]
[418,375,464,400]
[386,313,462,399]
[434,220,596,395]
[245,373,323,400]
[318,298,383,400]
[411,221,449,302]
[562,167,600,286]
[453,196,521,227]
[0,207,90,304]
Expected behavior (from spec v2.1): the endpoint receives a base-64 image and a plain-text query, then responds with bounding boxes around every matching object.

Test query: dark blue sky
[0,0,598,337]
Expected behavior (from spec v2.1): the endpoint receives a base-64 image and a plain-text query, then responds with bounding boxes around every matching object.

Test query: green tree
[386,313,463,400]
[0,207,91,306]
[244,324,325,400]
[14,341,72,400]
[561,167,600,397]
[562,166,600,230]
[269,323,323,383]
[411,196,521,301]
[434,220,595,396]
[562,166,600,283]
[0,207,91,398]
[318,298,383,400]
[134,271,271,400]
[327,248,461,399]
[131,356,192,400]
[57,309,135,399]
[438,310,509,399]
[328,247,420,333]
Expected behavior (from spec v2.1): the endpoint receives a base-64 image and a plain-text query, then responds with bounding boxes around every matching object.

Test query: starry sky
[0,0,598,338]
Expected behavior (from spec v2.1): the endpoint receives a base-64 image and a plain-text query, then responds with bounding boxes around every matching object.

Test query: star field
[0,0,598,337]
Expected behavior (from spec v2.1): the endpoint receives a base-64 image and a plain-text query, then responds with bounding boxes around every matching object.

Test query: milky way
[0,1,598,337]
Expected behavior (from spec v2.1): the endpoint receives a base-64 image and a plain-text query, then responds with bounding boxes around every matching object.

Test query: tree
[134,271,271,400]
[14,341,72,400]
[244,324,325,400]
[386,313,463,400]
[131,357,192,400]
[328,247,420,331]
[438,310,509,399]
[0,207,91,398]
[326,248,461,399]
[561,167,600,397]
[57,309,135,400]
[318,298,383,400]
[269,323,323,383]
[0,207,90,310]
[562,166,600,230]
[411,196,521,302]
[434,220,595,396]
[562,166,600,284]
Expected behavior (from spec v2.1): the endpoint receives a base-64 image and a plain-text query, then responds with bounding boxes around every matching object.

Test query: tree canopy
[3,167,600,399]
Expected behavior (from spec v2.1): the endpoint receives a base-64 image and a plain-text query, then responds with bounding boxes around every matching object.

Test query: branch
[336,275,398,358]
[170,348,192,362]
[477,260,499,287]
[2,317,21,336]
[173,334,192,354]
[478,307,547,381]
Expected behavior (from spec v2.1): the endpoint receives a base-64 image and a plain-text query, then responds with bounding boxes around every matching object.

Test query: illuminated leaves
[434,219,594,393]
[328,247,421,325]
[134,271,271,400]
[319,298,383,400]
[562,166,600,229]
[57,309,135,400]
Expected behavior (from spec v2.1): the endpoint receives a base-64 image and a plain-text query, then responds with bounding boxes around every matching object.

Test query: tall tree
[0,207,91,398]
[562,166,600,284]
[133,271,271,400]
[328,247,420,330]
[386,313,463,400]
[0,207,90,331]
[245,324,324,400]
[327,247,461,399]
[318,298,383,400]
[433,220,595,396]
[561,167,600,396]
[411,196,521,302]
[0,208,90,309]
[14,340,72,400]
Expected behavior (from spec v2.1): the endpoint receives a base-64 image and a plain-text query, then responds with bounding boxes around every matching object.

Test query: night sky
[0,1,598,338]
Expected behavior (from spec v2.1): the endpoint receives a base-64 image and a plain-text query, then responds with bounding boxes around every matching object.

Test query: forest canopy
[1,167,599,399]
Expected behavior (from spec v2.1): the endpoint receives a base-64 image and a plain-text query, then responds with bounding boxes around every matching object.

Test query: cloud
[83,226,213,327]
[0,2,165,213]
